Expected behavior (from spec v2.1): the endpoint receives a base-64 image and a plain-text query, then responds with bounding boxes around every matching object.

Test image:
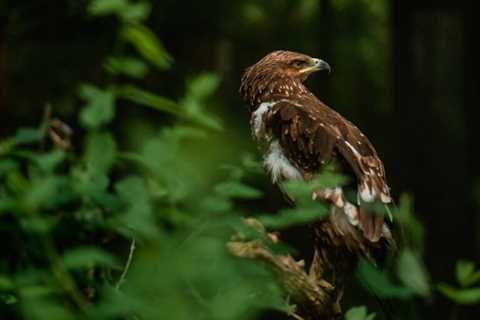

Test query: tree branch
[227,218,342,320]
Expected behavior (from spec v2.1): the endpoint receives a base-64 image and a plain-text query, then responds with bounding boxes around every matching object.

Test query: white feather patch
[264,140,302,183]
[252,101,276,139]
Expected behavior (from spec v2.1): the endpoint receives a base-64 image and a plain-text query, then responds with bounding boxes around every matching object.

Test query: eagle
[239,51,394,309]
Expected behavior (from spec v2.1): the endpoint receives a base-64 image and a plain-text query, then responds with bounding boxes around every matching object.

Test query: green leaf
[34,150,66,172]
[114,176,157,238]
[393,194,425,250]
[88,0,128,16]
[0,138,16,155]
[72,132,116,199]
[456,260,480,288]
[23,176,70,211]
[258,204,328,230]
[396,249,431,297]
[214,181,262,199]
[0,159,18,176]
[63,247,120,270]
[279,169,348,204]
[116,85,180,115]
[89,0,151,22]
[121,24,172,70]
[187,73,220,100]
[79,84,115,129]
[181,73,223,131]
[345,306,376,320]
[356,261,413,299]
[0,275,14,290]
[198,195,233,213]
[119,2,151,22]
[105,56,149,78]
[84,132,117,175]
[14,128,44,145]
[20,216,57,234]
[438,283,480,305]
[1,293,17,305]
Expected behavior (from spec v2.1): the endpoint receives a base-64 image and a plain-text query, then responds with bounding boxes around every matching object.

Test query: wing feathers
[261,99,392,242]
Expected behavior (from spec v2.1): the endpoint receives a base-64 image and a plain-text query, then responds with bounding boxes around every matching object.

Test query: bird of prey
[239,50,394,301]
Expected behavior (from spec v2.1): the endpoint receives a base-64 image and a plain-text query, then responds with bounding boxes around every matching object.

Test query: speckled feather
[240,50,394,267]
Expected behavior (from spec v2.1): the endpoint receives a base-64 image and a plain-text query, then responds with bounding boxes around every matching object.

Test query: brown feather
[240,50,394,277]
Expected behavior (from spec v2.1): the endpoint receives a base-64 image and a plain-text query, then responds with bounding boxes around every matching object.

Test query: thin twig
[116,238,136,290]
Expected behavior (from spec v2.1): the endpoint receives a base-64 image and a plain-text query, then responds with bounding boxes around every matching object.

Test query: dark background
[1,0,479,318]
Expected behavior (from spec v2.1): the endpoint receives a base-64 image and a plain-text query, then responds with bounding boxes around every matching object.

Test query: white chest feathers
[251,101,276,140]
[264,140,303,183]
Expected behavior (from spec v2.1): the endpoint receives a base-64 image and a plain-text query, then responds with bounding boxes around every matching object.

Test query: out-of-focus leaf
[88,0,127,16]
[186,73,220,100]
[345,306,376,320]
[438,283,480,305]
[1,293,17,305]
[115,176,147,204]
[0,138,15,155]
[0,275,14,290]
[456,260,480,288]
[105,56,149,78]
[71,132,115,200]
[5,170,29,194]
[181,73,223,131]
[14,128,44,145]
[84,132,117,175]
[72,166,110,197]
[88,0,151,22]
[34,150,66,172]
[258,204,328,230]
[356,260,413,299]
[23,176,70,211]
[20,216,57,234]
[393,194,425,251]
[280,169,348,204]
[215,181,262,199]
[396,249,431,297]
[114,176,157,238]
[21,296,75,320]
[63,247,120,270]
[119,2,151,22]
[116,85,180,115]
[241,3,266,24]
[0,159,18,176]
[297,0,320,20]
[198,195,233,213]
[280,180,314,203]
[79,84,115,129]
[309,165,349,189]
[121,24,172,70]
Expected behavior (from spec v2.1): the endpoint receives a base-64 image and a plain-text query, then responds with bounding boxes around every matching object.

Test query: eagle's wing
[264,100,391,242]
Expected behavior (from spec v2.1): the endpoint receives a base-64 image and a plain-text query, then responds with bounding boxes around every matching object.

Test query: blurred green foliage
[345,305,376,320]
[1,0,477,319]
[0,2,285,319]
[438,260,480,305]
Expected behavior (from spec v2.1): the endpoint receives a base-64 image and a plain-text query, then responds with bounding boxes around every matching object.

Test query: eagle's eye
[290,59,308,69]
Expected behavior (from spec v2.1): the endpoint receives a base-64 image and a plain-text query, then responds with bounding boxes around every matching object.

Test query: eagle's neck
[240,72,311,110]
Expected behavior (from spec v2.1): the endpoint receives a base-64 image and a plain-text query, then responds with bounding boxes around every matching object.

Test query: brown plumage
[240,51,394,293]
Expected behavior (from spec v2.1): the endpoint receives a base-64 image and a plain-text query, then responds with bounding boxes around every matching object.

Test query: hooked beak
[300,58,331,74]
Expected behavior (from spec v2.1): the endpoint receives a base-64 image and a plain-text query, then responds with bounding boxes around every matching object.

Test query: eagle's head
[240,50,330,109]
